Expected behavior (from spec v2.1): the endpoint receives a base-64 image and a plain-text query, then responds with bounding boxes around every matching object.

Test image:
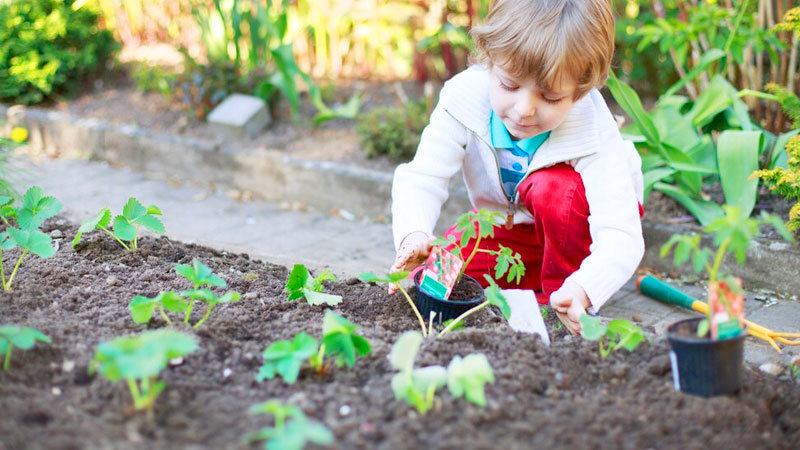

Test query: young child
[388,0,644,334]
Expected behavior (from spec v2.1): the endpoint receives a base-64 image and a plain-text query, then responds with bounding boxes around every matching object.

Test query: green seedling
[0,186,61,291]
[245,400,334,450]
[89,329,197,411]
[73,197,164,251]
[439,276,510,336]
[257,332,319,384]
[179,288,241,330]
[175,259,234,326]
[285,264,342,306]
[257,311,370,383]
[129,291,189,325]
[359,271,428,336]
[0,325,50,371]
[580,315,646,359]
[389,331,495,414]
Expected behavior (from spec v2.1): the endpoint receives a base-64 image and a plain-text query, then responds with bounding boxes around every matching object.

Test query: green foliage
[73,198,164,251]
[256,312,369,384]
[175,259,240,329]
[765,83,800,130]
[389,331,494,414]
[0,325,50,371]
[285,264,341,306]
[129,292,189,325]
[356,100,428,161]
[246,400,334,450]
[132,63,177,98]
[89,330,197,411]
[0,186,61,291]
[0,0,118,105]
[579,315,645,359]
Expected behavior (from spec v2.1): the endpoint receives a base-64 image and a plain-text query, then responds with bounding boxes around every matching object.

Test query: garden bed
[1,217,799,450]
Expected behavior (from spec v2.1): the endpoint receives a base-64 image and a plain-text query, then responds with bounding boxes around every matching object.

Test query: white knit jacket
[391,66,645,310]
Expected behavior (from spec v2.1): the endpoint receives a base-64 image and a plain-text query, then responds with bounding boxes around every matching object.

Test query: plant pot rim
[413,270,485,306]
[667,317,747,346]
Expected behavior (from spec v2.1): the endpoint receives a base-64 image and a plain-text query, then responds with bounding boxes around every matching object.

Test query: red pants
[444,164,592,306]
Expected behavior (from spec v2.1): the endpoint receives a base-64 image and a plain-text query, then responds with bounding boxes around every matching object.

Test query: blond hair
[471,0,615,99]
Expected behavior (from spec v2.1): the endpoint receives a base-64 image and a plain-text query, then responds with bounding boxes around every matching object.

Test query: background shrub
[356,100,428,162]
[0,0,118,105]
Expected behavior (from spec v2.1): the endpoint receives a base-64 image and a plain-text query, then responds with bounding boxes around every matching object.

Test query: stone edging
[3,103,798,294]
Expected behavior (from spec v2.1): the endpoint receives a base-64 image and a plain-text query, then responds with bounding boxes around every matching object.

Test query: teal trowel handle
[636,275,700,312]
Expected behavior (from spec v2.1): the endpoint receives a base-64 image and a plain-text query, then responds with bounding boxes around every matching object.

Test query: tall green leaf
[717,130,762,217]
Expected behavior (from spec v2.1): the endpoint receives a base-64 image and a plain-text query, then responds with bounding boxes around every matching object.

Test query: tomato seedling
[245,400,334,450]
[285,264,342,306]
[73,197,164,251]
[580,315,645,359]
[89,329,198,411]
[0,325,50,371]
[0,186,61,291]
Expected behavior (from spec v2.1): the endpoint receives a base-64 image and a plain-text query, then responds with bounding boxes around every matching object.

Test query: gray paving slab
[13,156,800,367]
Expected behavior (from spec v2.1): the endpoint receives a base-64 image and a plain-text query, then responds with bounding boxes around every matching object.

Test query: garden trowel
[502,289,550,345]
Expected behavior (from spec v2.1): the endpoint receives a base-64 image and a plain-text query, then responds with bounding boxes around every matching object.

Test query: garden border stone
[3,103,798,294]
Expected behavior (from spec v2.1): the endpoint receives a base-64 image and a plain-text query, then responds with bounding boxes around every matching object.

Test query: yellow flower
[10,127,28,143]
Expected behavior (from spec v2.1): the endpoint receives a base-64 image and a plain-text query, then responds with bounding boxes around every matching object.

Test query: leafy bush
[0,0,118,104]
[752,137,800,232]
[356,100,428,161]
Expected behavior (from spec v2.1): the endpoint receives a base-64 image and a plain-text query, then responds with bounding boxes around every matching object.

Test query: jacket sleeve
[565,137,645,310]
[391,86,469,250]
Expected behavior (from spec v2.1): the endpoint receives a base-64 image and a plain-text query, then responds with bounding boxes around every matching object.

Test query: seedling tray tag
[419,247,463,300]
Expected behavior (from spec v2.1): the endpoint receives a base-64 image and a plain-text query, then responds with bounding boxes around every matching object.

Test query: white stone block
[207,94,271,139]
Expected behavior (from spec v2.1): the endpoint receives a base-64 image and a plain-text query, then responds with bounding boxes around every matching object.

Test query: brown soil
[1,217,799,450]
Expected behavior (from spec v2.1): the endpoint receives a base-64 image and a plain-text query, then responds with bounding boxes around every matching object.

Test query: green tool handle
[636,275,697,310]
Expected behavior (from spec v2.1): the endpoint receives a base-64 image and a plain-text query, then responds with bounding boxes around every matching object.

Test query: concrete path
[15,157,800,369]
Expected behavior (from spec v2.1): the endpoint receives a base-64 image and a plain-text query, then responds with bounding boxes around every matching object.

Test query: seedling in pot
[389,331,495,414]
[660,205,794,339]
[89,329,197,412]
[256,311,370,384]
[245,400,334,450]
[359,271,428,336]
[72,198,164,251]
[0,325,50,371]
[439,276,510,336]
[285,264,342,306]
[0,186,61,291]
[579,315,645,359]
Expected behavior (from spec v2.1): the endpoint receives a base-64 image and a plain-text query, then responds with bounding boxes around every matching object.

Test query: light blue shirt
[490,110,550,197]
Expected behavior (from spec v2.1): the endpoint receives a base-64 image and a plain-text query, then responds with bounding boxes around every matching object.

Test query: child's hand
[387,232,434,295]
[549,281,590,335]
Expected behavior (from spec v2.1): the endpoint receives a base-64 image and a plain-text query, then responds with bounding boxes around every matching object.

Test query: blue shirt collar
[490,110,550,154]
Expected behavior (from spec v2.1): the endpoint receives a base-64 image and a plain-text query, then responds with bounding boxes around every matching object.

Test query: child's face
[489,64,578,140]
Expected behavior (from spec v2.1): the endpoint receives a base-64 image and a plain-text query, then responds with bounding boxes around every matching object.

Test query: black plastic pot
[666,317,746,397]
[413,271,485,324]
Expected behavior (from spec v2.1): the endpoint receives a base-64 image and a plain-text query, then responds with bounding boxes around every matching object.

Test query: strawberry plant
[285,264,342,306]
[0,186,61,291]
[439,276,510,336]
[579,315,646,359]
[175,259,234,326]
[72,198,164,251]
[129,292,189,325]
[0,325,50,371]
[179,288,241,330]
[245,400,334,450]
[359,271,428,336]
[89,329,197,411]
[257,311,370,384]
[389,331,495,414]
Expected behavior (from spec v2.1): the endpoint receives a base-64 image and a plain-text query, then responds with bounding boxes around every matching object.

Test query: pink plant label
[419,246,463,300]
[709,277,745,340]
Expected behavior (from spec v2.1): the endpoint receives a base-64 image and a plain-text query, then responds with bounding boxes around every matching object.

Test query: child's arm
[386,232,434,295]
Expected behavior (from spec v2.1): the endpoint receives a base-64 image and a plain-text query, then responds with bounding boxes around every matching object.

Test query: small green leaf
[388,331,422,373]
[580,315,607,341]
[7,228,56,257]
[112,216,136,242]
[302,289,342,306]
[135,215,165,234]
[446,354,494,406]
[286,264,310,300]
[483,275,510,318]
[129,296,157,324]
[159,292,189,312]
[146,205,162,216]
[73,209,112,247]
[122,197,147,221]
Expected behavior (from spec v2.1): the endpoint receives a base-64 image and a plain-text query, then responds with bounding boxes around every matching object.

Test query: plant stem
[5,250,27,290]
[709,239,731,283]
[133,225,139,250]
[456,234,482,284]
[439,301,489,336]
[100,227,130,251]
[158,305,172,325]
[193,305,214,330]
[3,345,11,370]
[724,0,750,56]
[397,284,428,337]
[599,339,611,359]
[428,311,436,337]
[0,249,6,291]
[737,89,779,101]
[128,378,143,409]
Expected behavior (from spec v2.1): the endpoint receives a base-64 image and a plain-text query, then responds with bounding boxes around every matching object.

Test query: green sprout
[359,271,428,336]
[89,330,197,411]
[72,197,164,251]
[175,259,239,327]
[245,400,334,450]
[439,276,510,336]
[179,288,241,330]
[579,315,645,359]
[0,325,50,371]
[285,264,342,306]
[129,292,189,325]
[257,311,370,383]
[0,186,61,291]
[389,331,495,414]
